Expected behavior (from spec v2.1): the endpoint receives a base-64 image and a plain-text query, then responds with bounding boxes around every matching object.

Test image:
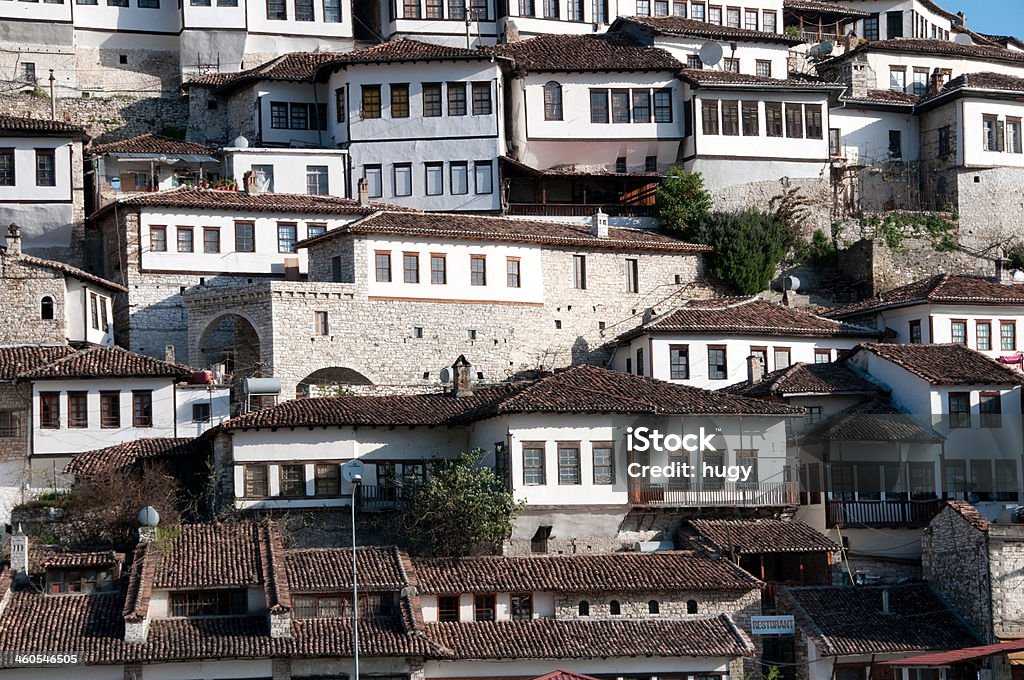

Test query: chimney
[10,525,28,584]
[929,68,943,96]
[590,210,609,238]
[842,56,874,100]
[451,355,473,397]
[243,170,261,195]
[881,588,891,615]
[747,354,763,385]
[4,224,21,256]
[164,344,176,364]
[357,178,369,206]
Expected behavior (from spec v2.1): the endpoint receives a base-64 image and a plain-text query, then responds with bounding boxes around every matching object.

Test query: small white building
[89,133,220,205]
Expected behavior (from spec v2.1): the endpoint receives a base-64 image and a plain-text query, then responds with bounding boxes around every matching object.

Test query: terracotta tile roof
[614,15,803,45]
[16,253,128,292]
[222,364,802,431]
[186,51,347,92]
[803,398,944,443]
[65,438,207,476]
[723,362,885,398]
[17,345,192,380]
[783,0,869,18]
[980,34,1024,50]
[854,343,1024,386]
[940,500,991,532]
[146,523,267,589]
[0,345,75,380]
[424,614,756,660]
[122,542,155,623]
[90,133,216,156]
[928,71,1024,101]
[618,297,881,341]
[260,525,291,615]
[324,38,506,67]
[0,115,87,138]
[533,671,603,680]
[687,519,839,554]
[681,69,844,90]
[285,546,409,593]
[495,32,681,72]
[829,274,1024,318]
[842,38,1024,65]
[301,211,712,253]
[842,89,920,106]
[779,584,981,657]
[92,187,409,221]
[30,549,124,574]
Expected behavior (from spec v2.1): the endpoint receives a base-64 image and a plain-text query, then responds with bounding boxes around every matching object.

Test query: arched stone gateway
[296,366,373,398]
[196,313,263,384]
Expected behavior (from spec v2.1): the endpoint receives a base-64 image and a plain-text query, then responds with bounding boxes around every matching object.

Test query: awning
[879,638,1024,667]
[107,152,218,164]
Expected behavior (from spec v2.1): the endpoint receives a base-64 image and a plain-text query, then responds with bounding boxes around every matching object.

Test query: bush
[656,168,713,235]
[688,209,797,294]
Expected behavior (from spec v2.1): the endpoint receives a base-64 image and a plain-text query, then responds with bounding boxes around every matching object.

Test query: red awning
[879,638,1024,666]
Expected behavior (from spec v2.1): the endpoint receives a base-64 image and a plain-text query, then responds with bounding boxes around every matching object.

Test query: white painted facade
[176,383,232,437]
[424,656,734,679]
[384,0,498,46]
[832,0,955,40]
[65,278,116,346]
[844,50,1024,94]
[960,98,1024,168]
[225,147,348,196]
[830,107,920,163]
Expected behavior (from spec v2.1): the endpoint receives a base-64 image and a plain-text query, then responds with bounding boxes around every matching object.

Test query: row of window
[242,462,341,498]
[149,222,326,255]
[88,292,110,333]
[523,441,614,486]
[355,82,492,120]
[629,345,827,381]
[888,66,950,97]
[516,0,585,21]
[916,318,1019,351]
[269,102,328,131]
[293,593,395,620]
[861,10,949,42]
[633,0,777,33]
[700,100,823,140]
[982,115,1024,155]
[362,160,493,199]
[266,0,342,21]
[436,593,533,622]
[74,0,160,7]
[0,148,56,188]
[46,568,116,594]
[399,0,488,20]
[38,390,153,429]
[947,392,1003,429]
[830,459,1018,501]
[585,88,673,125]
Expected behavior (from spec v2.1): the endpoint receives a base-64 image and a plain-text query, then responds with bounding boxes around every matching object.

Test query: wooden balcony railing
[826,498,945,528]
[628,481,799,507]
[506,203,659,218]
[357,484,407,511]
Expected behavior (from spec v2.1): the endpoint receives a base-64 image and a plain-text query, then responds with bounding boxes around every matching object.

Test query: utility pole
[48,70,55,121]
[465,0,472,49]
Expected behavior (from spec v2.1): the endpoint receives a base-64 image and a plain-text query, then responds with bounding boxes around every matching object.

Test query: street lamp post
[351,472,361,680]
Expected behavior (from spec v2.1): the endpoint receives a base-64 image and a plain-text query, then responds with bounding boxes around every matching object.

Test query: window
[0,149,14,186]
[431,254,447,284]
[425,0,441,17]
[723,57,739,73]
[889,67,906,92]
[805,406,823,425]
[654,0,667,15]
[474,594,496,621]
[324,0,341,21]
[150,226,167,252]
[701,99,719,135]
[688,55,703,69]
[1010,118,1023,154]
[615,156,627,173]
[558,443,581,484]
[100,392,120,428]
[133,390,153,428]
[423,83,442,117]
[334,87,346,124]
[288,103,311,130]
[579,600,590,615]
[592,443,614,484]
[523,443,545,485]
[40,392,60,429]
[307,224,326,240]
[573,255,586,289]
[765,102,783,137]
[519,0,533,15]
[403,0,420,17]
[909,319,922,344]
[511,593,533,621]
[625,258,639,292]
[472,82,492,115]
[449,0,465,17]
[40,296,54,320]
[361,85,382,119]
[170,590,246,617]
[805,104,823,139]
[590,90,609,124]
[948,392,971,428]
[689,1,703,20]
[450,162,468,195]
[192,403,210,423]
[721,100,739,136]
[543,81,563,120]
[331,256,343,282]
[708,5,721,24]
[376,251,392,282]
[886,10,902,38]
[686,599,698,614]
[177,227,194,253]
[364,165,382,198]
[438,595,459,622]
[611,90,631,123]
[1002,321,1016,351]
[744,8,756,30]
[669,345,689,379]
[470,255,486,285]
[864,13,879,41]
[277,223,297,253]
[980,392,1002,428]
[474,160,492,194]
[314,464,340,496]
[448,82,467,116]
[469,0,487,19]
[637,0,649,14]
[506,257,521,288]
[567,0,583,19]
[304,165,330,195]
[889,130,903,158]
[294,0,313,20]
[203,227,220,254]
[267,0,286,18]
[750,60,772,80]
[252,165,274,192]
[829,128,842,156]
[235,222,255,253]
[911,68,929,96]
[425,162,443,196]
[649,600,660,614]
[785,103,803,138]
[393,164,412,197]
[653,89,672,123]
[977,321,992,351]
[762,10,776,32]
[636,348,645,376]
[280,464,305,497]
[774,347,790,369]
[403,253,420,284]
[67,392,87,429]
[35,149,55,187]
[626,91,650,125]
[609,600,621,615]
[90,292,100,331]
[740,100,759,136]
[937,125,951,156]
[951,319,967,345]
[315,310,329,336]
[708,346,727,380]
[814,349,831,364]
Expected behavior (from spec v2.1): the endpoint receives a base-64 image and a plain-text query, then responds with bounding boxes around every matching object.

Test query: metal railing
[506,203,658,218]
[826,498,945,528]
[628,481,799,507]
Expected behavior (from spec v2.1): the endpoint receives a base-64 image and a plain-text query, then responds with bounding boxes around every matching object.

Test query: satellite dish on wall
[439,366,454,383]
[232,135,250,148]
[698,41,724,67]
[953,31,974,45]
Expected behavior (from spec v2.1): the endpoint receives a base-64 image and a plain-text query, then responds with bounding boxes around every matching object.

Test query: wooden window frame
[669,344,689,380]
[976,320,992,351]
[375,250,392,283]
[950,318,968,345]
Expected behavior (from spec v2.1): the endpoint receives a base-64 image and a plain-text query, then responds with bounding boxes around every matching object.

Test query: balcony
[826,498,945,528]
[357,484,407,512]
[628,481,799,507]
[506,203,658,218]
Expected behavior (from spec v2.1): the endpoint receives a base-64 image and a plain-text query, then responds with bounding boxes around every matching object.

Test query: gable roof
[320,38,507,71]
[299,211,711,253]
[783,0,869,18]
[828,274,1024,318]
[687,518,840,554]
[186,51,347,93]
[14,253,127,293]
[680,69,845,91]
[853,343,1024,386]
[412,551,761,594]
[0,345,76,381]
[780,584,981,657]
[938,499,991,532]
[723,362,885,398]
[617,297,881,342]
[221,363,801,431]
[918,71,1024,109]
[613,15,802,45]
[89,133,216,156]
[835,38,1024,66]
[494,32,682,72]
[64,437,207,477]
[0,115,87,139]
[16,345,192,380]
[285,546,409,592]
[802,398,945,443]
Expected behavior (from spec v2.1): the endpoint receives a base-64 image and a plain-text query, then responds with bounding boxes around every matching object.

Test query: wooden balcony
[628,481,799,508]
[826,498,945,529]
[506,202,658,218]
[356,484,407,512]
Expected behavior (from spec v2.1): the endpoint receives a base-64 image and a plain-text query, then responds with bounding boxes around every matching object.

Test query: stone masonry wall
[0,251,72,346]
[554,587,761,629]
[711,177,833,239]
[988,525,1024,641]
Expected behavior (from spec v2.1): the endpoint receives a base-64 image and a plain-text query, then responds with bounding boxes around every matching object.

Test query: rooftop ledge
[223,146,350,155]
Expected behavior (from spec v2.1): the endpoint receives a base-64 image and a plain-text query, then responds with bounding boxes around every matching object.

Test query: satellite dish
[783,275,801,292]
[439,366,454,383]
[342,459,366,483]
[954,31,974,45]
[698,41,724,67]
[808,41,835,59]
[1013,269,1024,283]
[232,135,249,148]
[138,506,160,528]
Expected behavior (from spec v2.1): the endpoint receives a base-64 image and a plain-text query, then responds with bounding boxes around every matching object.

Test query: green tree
[656,167,713,235]
[688,209,796,294]
[394,450,524,557]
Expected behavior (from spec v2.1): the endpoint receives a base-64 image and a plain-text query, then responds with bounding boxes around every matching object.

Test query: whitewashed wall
[225,147,348,196]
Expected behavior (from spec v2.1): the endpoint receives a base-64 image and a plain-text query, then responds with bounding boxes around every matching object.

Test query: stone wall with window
[0,251,70,347]
[554,588,761,627]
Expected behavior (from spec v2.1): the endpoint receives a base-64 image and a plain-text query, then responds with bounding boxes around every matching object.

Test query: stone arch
[296,366,373,398]
[196,312,263,383]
